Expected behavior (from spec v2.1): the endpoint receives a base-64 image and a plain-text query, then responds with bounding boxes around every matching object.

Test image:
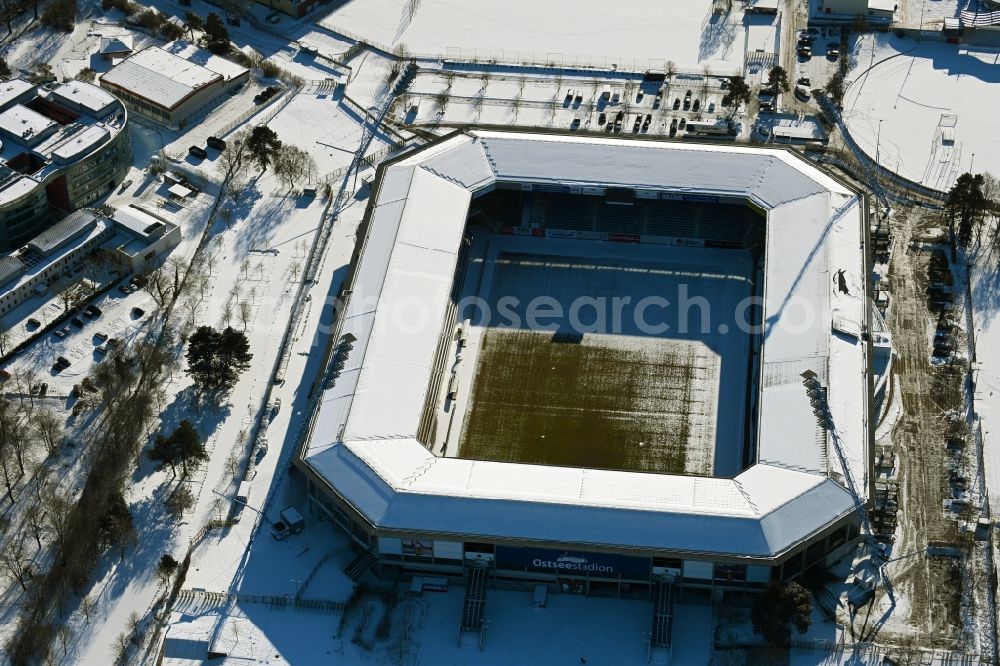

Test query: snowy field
[450,236,754,478]
[168,585,713,665]
[266,92,397,178]
[843,33,1000,191]
[322,0,747,73]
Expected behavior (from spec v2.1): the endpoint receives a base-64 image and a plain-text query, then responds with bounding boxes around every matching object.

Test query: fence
[814,93,948,203]
[174,587,345,612]
[216,83,301,139]
[783,639,986,664]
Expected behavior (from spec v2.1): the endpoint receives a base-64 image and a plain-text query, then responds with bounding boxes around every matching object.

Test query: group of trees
[216,125,314,195]
[101,0,184,41]
[0,0,41,35]
[9,335,174,662]
[185,325,252,396]
[944,173,1000,254]
[40,0,75,32]
[202,12,230,55]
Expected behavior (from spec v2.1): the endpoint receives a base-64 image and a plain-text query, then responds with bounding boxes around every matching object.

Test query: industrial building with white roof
[295,130,874,604]
[98,44,249,128]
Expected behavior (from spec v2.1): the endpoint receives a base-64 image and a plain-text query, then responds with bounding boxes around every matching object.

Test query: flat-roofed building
[0,79,36,112]
[98,44,249,128]
[0,81,130,251]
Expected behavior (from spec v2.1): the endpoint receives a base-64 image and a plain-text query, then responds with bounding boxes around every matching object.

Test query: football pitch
[458,328,719,475]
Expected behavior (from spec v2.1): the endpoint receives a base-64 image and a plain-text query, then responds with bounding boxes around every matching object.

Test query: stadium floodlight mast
[800,370,897,608]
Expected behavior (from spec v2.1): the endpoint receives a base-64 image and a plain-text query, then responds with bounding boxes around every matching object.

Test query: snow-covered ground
[166,585,713,665]
[321,0,747,73]
[843,33,1000,191]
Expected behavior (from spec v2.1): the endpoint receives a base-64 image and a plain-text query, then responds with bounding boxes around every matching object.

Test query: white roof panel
[100,46,222,109]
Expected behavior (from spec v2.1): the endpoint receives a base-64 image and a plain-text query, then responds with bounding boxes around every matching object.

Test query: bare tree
[42,487,72,554]
[217,131,250,202]
[273,144,317,191]
[80,594,97,624]
[143,257,186,309]
[34,407,62,457]
[55,275,87,313]
[0,534,32,590]
[56,624,72,657]
[24,503,46,551]
[238,301,252,331]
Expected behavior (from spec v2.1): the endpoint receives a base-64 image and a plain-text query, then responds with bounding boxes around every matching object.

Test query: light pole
[875,118,884,215]
[971,152,975,174]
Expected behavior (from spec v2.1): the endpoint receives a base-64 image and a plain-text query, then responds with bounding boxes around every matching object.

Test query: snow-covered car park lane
[3,283,155,398]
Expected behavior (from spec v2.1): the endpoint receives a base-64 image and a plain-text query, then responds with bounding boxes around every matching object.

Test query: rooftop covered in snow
[98,44,247,111]
[299,130,872,560]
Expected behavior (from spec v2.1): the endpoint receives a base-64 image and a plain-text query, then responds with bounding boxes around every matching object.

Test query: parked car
[86,304,102,317]
[827,46,840,59]
[794,85,811,101]
[692,98,700,112]
[673,97,680,110]
[70,316,84,328]
[797,45,812,58]
[598,112,606,125]
[267,13,280,23]
[570,118,581,130]
[27,317,40,328]
[207,136,227,151]
[94,332,109,343]
[797,76,811,86]
[669,117,678,136]
[189,145,207,160]
[132,307,145,318]
[119,284,131,294]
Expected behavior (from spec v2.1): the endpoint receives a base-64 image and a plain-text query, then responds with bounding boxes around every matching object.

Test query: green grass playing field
[457,328,719,475]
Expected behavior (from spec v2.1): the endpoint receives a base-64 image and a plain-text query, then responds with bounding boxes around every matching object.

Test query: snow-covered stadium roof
[300,131,870,560]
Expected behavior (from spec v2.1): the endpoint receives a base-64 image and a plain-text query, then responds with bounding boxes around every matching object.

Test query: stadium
[295,130,873,631]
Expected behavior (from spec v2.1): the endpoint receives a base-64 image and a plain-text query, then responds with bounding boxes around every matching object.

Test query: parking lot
[793,26,847,94]
[401,70,737,137]
[5,279,155,398]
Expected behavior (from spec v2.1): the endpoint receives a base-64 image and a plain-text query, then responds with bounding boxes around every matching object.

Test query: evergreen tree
[148,420,208,477]
[148,434,178,476]
[157,554,179,585]
[0,57,10,80]
[245,125,282,173]
[203,12,229,54]
[721,76,751,119]
[97,492,135,558]
[185,325,253,394]
[751,582,813,645]
[171,419,207,476]
[946,172,987,253]
[767,65,790,94]
[184,11,203,42]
